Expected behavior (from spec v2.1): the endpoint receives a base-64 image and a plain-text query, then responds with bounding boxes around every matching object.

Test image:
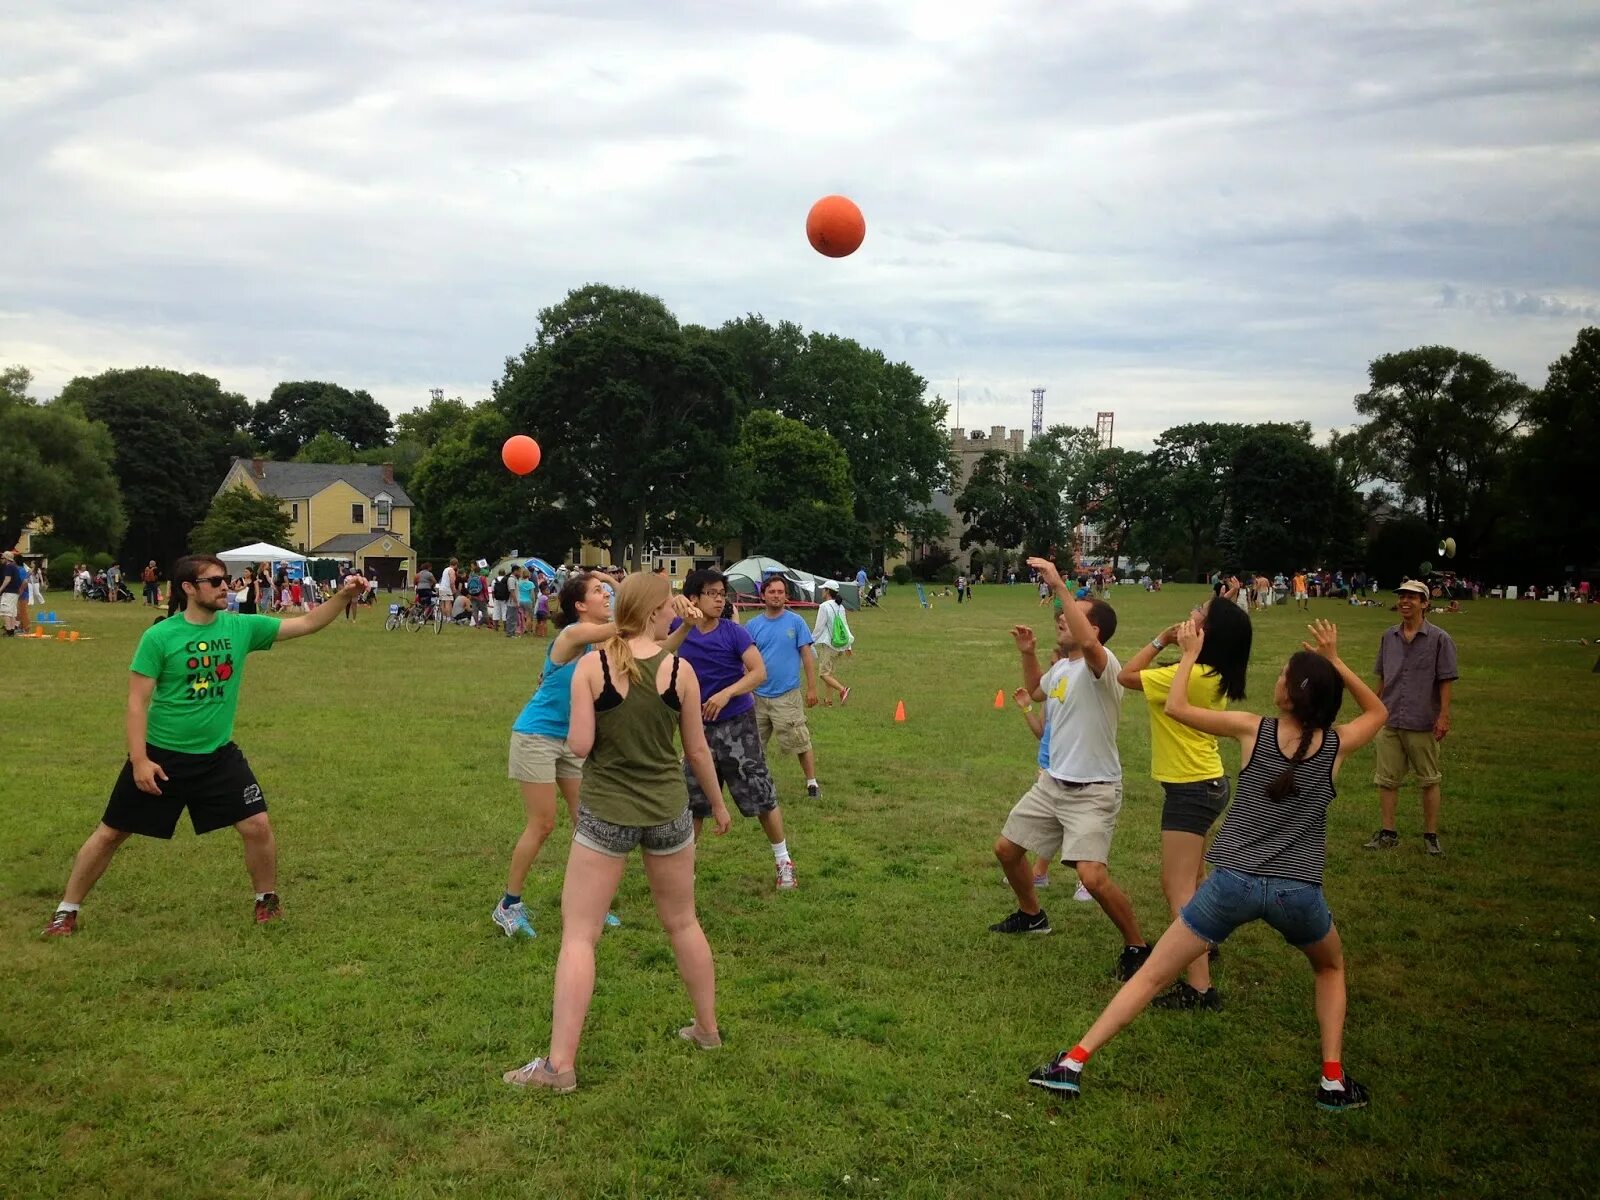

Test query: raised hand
[1012,686,1032,709]
[1302,618,1338,658]
[1175,618,1204,655]
[1026,556,1063,587]
[1009,624,1038,655]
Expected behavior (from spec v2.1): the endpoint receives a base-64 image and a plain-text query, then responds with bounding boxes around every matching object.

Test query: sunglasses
[194,575,230,587]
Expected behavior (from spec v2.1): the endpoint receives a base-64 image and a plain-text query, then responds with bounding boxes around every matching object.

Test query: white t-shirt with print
[1042,650,1124,783]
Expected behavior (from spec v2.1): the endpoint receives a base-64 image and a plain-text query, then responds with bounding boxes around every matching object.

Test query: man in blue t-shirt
[746,574,822,799]
[675,568,797,890]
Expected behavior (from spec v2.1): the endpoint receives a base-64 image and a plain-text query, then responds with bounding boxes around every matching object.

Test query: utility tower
[1031,388,1045,439]
[1096,411,1115,449]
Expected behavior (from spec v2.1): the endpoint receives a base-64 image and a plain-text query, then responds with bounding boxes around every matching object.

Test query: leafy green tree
[901,506,951,558]
[1353,347,1530,562]
[1506,327,1600,575]
[293,430,356,464]
[1225,429,1357,570]
[188,484,292,554]
[409,394,578,563]
[250,381,393,458]
[395,394,474,449]
[1079,447,1156,567]
[731,410,864,569]
[954,450,1023,551]
[496,285,740,569]
[953,426,1099,563]
[57,367,250,568]
[0,366,127,555]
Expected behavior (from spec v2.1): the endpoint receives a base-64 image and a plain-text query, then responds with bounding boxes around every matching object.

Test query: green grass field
[3,585,1598,1198]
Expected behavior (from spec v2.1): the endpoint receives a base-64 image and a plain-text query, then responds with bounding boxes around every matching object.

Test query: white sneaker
[1074,882,1093,903]
[776,859,798,890]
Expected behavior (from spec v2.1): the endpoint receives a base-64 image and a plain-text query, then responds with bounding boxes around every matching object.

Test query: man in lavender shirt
[1364,579,1459,856]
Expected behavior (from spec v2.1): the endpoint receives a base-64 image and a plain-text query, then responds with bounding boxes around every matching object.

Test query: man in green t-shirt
[42,555,366,937]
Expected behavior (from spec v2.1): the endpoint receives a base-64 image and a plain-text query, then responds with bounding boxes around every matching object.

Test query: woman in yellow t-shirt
[1116,597,1252,1009]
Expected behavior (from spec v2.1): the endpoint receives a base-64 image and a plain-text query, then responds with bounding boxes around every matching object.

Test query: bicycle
[407,595,445,634]
[384,601,412,631]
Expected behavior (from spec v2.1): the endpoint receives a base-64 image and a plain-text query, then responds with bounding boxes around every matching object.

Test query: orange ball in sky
[501,434,541,475]
[806,194,866,257]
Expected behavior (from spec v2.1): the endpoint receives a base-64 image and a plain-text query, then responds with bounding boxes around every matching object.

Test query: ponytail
[604,572,671,683]
[1267,721,1317,802]
[1267,651,1345,802]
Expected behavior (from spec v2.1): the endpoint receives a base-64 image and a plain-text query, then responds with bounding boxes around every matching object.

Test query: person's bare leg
[642,843,716,1037]
[1301,925,1347,1066]
[1161,831,1211,990]
[757,806,786,846]
[1033,854,1051,883]
[1075,860,1144,945]
[61,823,133,905]
[994,836,1041,914]
[1076,919,1211,1055]
[1420,783,1442,836]
[1379,786,1399,831]
[235,813,276,894]
[797,749,817,779]
[506,781,559,896]
[546,845,627,1072]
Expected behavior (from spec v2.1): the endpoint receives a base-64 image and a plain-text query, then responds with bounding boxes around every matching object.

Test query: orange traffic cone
[894,700,906,723]
[69,630,80,642]
[994,689,1005,709]
[56,629,67,641]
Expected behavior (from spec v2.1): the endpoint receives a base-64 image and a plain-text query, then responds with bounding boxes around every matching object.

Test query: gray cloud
[2,0,1597,446]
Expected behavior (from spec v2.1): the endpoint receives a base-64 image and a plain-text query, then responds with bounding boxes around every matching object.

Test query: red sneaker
[254,893,283,923]
[42,909,78,937]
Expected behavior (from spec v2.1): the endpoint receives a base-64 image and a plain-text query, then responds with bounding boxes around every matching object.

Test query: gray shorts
[573,804,694,858]
[685,709,778,818]
[1160,776,1230,836]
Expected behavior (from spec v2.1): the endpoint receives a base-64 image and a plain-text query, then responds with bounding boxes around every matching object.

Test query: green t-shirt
[129,612,280,753]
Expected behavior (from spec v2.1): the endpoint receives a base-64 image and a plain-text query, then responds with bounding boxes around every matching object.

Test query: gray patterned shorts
[684,709,779,818]
[573,804,694,858]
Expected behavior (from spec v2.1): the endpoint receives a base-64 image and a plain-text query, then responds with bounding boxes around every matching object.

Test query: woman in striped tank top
[1028,619,1389,1112]
[504,572,729,1094]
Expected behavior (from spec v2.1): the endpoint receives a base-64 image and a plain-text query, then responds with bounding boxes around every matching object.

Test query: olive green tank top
[580,649,687,827]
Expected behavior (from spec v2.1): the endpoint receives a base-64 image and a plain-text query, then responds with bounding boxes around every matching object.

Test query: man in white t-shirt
[438,557,459,610]
[988,556,1151,982]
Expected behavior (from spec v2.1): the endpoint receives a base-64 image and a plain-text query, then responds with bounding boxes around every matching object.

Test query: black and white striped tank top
[1206,717,1340,885]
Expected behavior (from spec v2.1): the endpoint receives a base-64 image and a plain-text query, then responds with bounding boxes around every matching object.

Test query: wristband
[1023,704,1034,713]
[1150,637,1165,651]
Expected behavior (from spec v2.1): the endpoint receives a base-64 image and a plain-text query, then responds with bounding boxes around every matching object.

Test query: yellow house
[214,458,417,588]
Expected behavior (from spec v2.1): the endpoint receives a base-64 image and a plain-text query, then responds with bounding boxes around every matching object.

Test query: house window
[351,503,365,525]
[376,499,391,529]
[291,502,299,521]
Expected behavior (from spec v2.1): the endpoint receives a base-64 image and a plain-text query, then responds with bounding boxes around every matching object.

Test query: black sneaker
[1364,829,1399,850]
[806,782,821,800]
[1423,833,1443,856]
[1152,981,1223,1011]
[1316,1076,1371,1112]
[1027,1052,1081,1096]
[989,909,1052,935]
[1115,943,1151,980]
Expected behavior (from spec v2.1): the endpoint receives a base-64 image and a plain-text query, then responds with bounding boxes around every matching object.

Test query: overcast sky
[5,0,1598,448]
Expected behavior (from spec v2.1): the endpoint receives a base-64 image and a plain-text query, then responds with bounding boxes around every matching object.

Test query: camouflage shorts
[684,709,779,818]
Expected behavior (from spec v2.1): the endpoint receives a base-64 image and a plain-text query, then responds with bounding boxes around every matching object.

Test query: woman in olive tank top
[504,573,729,1094]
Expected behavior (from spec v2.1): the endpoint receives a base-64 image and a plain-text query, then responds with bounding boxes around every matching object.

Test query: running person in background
[811,585,853,706]
[503,573,730,1093]
[1027,618,1388,1111]
[495,571,699,939]
[41,558,367,936]
[746,575,823,798]
[1115,596,1253,1009]
[676,569,797,890]
[991,557,1150,979]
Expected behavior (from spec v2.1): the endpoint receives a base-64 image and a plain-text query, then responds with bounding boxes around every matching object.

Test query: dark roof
[310,532,414,555]
[219,458,413,506]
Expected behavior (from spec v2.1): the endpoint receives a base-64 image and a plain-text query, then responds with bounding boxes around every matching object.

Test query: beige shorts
[755,688,812,756]
[1373,727,1442,788]
[816,643,844,676]
[0,593,16,617]
[508,732,584,784]
[1001,773,1123,865]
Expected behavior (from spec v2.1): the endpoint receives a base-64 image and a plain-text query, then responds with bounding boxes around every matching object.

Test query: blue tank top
[512,643,588,738]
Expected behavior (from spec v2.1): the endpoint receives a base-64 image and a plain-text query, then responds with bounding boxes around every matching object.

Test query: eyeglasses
[699,588,727,598]
[194,575,230,587]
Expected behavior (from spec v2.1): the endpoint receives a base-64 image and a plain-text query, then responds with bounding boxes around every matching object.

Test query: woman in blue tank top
[1027,619,1390,1113]
[494,571,693,939]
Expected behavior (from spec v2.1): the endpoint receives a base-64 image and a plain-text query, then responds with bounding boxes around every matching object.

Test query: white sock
[1319,1075,1345,1091]
[771,840,790,863]
[255,892,269,901]
[805,778,818,788]
[57,901,81,913]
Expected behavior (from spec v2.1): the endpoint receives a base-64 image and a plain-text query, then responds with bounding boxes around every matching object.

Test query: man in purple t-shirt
[675,569,797,890]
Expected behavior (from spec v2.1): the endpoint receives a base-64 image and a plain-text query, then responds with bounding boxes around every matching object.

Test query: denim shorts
[1179,866,1333,948]
[573,804,694,859]
[1160,776,1230,835]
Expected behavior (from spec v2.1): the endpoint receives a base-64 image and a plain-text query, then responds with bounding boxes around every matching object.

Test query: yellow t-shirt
[1140,662,1228,783]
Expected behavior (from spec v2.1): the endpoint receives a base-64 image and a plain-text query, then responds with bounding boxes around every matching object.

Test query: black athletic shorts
[102,742,267,839]
[1160,776,1230,836]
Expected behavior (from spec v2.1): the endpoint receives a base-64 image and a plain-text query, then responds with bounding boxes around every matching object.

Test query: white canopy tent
[216,542,306,568]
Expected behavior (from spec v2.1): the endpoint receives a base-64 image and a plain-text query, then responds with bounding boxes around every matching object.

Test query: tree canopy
[250,381,393,459]
[732,410,864,569]
[188,484,292,555]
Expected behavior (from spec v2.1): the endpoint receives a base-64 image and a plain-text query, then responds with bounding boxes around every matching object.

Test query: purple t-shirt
[671,617,757,723]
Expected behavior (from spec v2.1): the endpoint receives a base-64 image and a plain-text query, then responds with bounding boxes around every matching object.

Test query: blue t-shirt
[856,569,868,589]
[670,617,756,723]
[746,610,814,698]
[517,579,534,604]
[513,643,589,738]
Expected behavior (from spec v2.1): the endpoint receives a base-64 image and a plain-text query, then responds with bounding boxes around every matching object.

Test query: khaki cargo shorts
[1372,726,1442,788]
[755,688,812,755]
[816,643,844,677]
[508,732,585,785]
[1001,773,1123,865]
